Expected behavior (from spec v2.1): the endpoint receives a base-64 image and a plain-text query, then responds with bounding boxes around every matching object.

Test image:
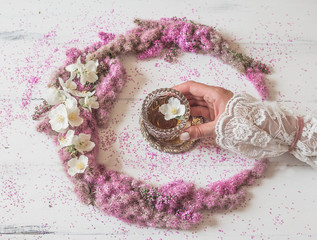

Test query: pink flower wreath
[34,18,270,229]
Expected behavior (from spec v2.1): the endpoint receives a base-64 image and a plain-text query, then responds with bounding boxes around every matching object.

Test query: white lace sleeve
[215,93,317,170]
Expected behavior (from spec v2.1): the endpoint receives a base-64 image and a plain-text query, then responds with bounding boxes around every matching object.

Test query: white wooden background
[0,0,316,239]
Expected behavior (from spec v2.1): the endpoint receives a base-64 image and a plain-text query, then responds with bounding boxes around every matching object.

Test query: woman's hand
[172,81,233,140]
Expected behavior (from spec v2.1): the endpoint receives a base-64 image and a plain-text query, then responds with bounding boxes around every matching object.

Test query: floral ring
[34,18,269,229]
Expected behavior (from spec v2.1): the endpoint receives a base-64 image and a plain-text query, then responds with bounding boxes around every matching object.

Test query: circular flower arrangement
[33,18,269,229]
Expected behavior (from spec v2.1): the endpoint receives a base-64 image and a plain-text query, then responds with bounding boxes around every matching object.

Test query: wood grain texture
[0,0,316,239]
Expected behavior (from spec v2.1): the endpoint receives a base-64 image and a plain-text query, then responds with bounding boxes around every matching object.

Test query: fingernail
[180,132,190,141]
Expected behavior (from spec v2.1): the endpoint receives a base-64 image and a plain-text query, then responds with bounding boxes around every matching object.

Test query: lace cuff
[215,93,317,169]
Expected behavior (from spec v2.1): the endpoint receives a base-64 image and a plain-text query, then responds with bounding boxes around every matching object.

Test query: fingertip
[172,81,195,93]
[181,121,216,140]
[179,131,190,141]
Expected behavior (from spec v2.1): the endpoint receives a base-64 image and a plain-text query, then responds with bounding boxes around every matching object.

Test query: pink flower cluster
[245,68,269,100]
[35,18,270,229]
[86,18,270,99]
[137,40,164,60]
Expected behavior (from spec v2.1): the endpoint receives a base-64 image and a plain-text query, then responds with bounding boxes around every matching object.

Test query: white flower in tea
[158,97,185,121]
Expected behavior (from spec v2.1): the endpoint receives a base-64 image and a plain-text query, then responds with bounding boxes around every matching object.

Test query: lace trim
[215,93,317,169]
[215,93,290,159]
[215,94,242,149]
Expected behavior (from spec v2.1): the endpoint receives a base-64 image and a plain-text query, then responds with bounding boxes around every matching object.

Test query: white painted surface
[0,0,316,239]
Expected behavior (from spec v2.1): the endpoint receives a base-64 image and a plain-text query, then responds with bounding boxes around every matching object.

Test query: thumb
[179,121,216,140]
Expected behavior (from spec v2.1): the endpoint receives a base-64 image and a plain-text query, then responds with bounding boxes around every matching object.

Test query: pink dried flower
[245,68,269,100]
[98,32,115,43]
[137,40,164,60]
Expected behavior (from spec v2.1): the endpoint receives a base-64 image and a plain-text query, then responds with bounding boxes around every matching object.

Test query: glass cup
[141,88,190,143]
